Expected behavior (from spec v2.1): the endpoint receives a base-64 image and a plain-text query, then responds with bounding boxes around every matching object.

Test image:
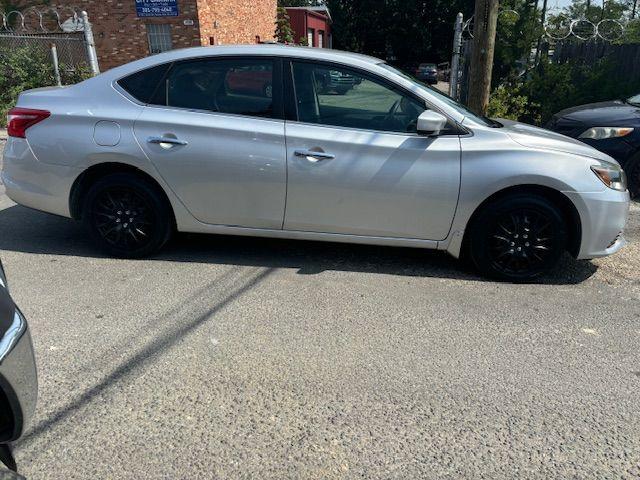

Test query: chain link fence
[449,10,637,104]
[0,32,88,69]
[0,7,98,77]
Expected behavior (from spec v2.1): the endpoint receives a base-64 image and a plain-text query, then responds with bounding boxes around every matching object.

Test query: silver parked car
[0,259,37,475]
[2,45,630,281]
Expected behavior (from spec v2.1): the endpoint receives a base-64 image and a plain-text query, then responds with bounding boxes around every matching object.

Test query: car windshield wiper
[484,117,503,128]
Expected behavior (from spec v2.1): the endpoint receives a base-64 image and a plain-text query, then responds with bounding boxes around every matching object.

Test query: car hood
[497,119,619,165]
[555,100,640,125]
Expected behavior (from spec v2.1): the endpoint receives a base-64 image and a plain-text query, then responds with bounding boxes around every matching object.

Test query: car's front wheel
[466,194,567,281]
[82,173,173,258]
[626,156,640,199]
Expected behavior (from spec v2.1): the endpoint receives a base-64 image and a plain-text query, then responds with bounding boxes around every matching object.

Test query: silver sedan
[2,45,629,281]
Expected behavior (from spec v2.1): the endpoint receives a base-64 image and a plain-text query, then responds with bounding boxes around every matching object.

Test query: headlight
[591,163,627,191]
[579,127,634,140]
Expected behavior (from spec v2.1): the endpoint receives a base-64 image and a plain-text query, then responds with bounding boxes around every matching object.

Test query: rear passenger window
[151,58,275,118]
[117,63,171,104]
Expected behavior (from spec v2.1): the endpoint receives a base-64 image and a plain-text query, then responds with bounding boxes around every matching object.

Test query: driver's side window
[292,62,426,133]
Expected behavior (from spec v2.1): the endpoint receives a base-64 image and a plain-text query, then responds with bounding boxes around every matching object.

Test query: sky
[553,0,576,9]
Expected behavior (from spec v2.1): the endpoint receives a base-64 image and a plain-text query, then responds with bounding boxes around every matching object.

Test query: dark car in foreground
[0,260,37,475]
[415,63,438,84]
[547,93,640,197]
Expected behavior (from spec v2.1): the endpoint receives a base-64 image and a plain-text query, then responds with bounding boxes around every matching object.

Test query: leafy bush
[0,46,91,127]
[488,56,640,125]
[487,84,540,124]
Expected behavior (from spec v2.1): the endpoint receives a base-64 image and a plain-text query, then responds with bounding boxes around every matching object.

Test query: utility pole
[467,0,499,115]
[633,0,637,19]
[450,13,464,100]
[534,0,548,65]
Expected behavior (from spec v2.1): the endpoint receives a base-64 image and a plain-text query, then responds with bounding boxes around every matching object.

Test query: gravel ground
[1,138,639,479]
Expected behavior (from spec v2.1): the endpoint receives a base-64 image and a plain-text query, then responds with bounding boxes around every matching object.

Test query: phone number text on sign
[136,0,179,17]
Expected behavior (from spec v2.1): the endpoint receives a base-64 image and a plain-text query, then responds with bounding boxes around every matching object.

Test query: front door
[133,57,286,229]
[283,61,461,241]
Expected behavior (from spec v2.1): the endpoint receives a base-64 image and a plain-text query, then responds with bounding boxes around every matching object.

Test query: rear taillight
[7,107,50,138]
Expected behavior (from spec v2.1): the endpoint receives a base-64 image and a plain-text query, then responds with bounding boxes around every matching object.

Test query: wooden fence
[552,41,640,80]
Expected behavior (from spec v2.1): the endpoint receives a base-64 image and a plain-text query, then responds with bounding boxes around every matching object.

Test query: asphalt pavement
[1,138,639,479]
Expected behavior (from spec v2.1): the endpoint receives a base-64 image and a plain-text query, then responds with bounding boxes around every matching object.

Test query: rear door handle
[147,136,188,146]
[294,149,335,162]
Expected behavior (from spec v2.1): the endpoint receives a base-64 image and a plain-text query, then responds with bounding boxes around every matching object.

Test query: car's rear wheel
[467,194,567,281]
[82,173,173,258]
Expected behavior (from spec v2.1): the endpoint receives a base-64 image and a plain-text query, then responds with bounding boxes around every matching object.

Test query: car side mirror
[417,111,448,136]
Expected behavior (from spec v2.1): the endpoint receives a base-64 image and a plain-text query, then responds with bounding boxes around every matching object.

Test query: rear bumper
[0,307,37,442]
[1,137,78,217]
[563,188,630,259]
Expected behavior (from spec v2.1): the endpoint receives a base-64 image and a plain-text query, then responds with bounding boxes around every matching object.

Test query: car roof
[94,44,467,124]
[104,44,384,79]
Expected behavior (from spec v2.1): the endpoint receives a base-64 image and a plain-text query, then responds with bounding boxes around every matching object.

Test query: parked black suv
[547,93,640,197]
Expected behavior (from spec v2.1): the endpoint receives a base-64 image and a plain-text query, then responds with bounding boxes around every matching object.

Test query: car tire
[82,173,173,258]
[626,155,640,199]
[466,194,567,282]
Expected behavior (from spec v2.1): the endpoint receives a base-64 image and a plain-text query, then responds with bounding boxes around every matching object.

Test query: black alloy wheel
[467,194,567,281]
[91,187,153,251]
[488,209,555,277]
[83,173,173,258]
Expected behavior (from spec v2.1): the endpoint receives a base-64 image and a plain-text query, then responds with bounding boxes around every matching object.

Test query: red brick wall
[90,0,202,70]
[196,0,276,46]
[13,0,277,70]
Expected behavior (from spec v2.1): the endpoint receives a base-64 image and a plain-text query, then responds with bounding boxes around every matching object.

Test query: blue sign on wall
[136,0,179,17]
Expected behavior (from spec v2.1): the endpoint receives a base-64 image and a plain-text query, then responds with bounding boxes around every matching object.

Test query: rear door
[283,60,461,240]
[131,56,287,229]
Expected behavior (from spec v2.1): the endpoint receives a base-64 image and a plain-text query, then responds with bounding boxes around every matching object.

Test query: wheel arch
[69,162,176,227]
[461,184,582,259]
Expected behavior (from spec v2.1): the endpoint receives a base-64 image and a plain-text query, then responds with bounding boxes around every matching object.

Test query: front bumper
[563,188,630,259]
[0,303,37,442]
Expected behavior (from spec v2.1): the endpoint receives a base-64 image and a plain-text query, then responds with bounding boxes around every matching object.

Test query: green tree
[493,0,542,86]
[0,45,90,127]
[275,6,295,44]
[325,0,473,67]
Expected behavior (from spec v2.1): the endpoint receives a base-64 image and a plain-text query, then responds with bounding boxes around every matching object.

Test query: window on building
[147,24,172,54]
[150,58,275,118]
[307,28,314,47]
[318,30,324,48]
[292,61,427,133]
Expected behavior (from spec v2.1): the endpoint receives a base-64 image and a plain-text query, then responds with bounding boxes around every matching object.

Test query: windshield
[627,93,640,106]
[379,63,495,127]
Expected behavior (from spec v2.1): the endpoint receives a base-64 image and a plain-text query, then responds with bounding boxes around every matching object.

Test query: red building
[285,6,332,48]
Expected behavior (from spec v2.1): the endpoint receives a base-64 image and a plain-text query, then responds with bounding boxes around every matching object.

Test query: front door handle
[147,136,188,147]
[294,149,335,162]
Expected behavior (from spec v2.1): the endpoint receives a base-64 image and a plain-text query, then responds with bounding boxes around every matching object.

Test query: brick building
[18,0,277,70]
[285,6,331,48]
